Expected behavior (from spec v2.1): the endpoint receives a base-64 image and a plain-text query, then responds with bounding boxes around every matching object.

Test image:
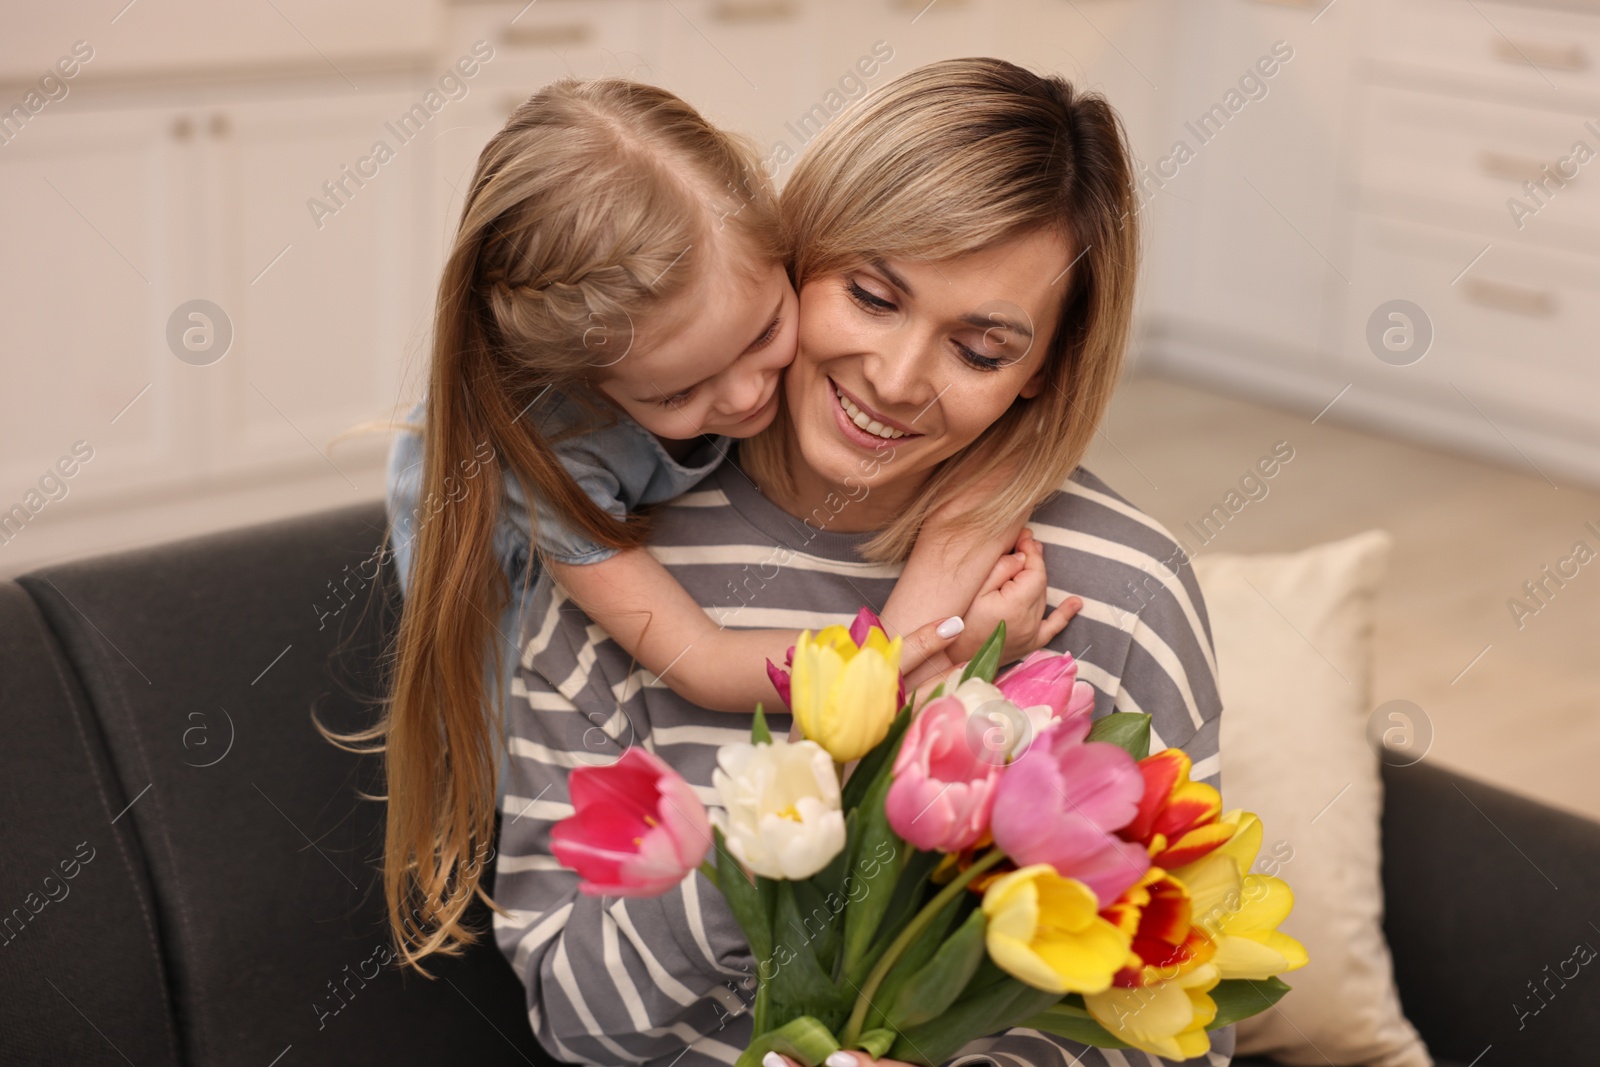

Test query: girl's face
[596,251,798,441]
[784,227,1074,503]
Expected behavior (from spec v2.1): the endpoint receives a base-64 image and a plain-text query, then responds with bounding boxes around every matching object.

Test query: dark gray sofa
[1,501,1594,1066]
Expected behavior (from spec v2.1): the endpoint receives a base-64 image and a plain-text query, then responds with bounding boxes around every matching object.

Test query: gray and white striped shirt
[492,452,1233,1067]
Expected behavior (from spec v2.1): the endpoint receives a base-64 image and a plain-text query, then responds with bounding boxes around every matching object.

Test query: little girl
[373,78,1080,968]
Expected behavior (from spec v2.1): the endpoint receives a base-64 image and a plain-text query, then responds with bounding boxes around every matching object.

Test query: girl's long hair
[325,78,780,973]
[742,57,1141,563]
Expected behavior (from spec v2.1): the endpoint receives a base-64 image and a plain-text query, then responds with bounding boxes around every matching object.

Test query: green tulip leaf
[857,847,943,982]
[887,975,1061,1066]
[886,906,989,1029]
[1085,711,1151,760]
[808,807,859,907]
[734,1015,841,1067]
[854,1029,896,1060]
[808,807,856,903]
[752,703,773,746]
[839,772,910,985]
[790,876,844,978]
[959,620,1007,685]
[865,887,969,1031]
[1207,976,1292,1029]
[767,880,853,1030]
[714,826,773,963]
[841,703,912,812]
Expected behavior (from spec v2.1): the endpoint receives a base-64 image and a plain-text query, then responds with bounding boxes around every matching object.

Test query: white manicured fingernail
[936,616,964,638]
[763,1053,787,1067]
[827,1053,859,1067]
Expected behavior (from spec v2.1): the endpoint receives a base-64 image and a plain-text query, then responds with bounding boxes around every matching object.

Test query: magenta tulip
[550,748,712,896]
[847,605,884,646]
[885,696,1001,851]
[989,718,1151,905]
[766,649,794,709]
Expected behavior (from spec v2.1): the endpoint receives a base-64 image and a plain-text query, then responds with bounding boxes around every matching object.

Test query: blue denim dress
[383,390,732,798]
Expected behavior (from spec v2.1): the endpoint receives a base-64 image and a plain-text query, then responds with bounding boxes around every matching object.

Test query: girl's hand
[948,528,1080,666]
[762,1052,918,1067]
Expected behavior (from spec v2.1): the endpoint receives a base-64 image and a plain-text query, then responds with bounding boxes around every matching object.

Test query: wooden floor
[1083,371,1600,822]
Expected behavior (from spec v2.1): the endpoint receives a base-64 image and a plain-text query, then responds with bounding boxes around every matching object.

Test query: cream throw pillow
[1191,529,1431,1067]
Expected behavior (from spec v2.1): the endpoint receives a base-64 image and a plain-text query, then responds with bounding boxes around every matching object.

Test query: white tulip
[709,739,846,880]
[935,671,1045,763]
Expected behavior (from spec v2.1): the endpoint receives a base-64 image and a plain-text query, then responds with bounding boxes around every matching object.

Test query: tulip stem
[753,969,771,1035]
[839,847,1007,1048]
[698,860,721,894]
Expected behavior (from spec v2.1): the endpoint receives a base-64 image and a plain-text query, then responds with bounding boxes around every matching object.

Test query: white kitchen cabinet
[0,0,439,83]
[0,103,199,503]
[1341,215,1600,433]
[1140,0,1358,374]
[1136,0,1600,487]
[653,0,829,164]
[194,88,432,484]
[1329,0,1600,481]
[1354,83,1600,258]
[10,0,1600,578]
[1,81,437,526]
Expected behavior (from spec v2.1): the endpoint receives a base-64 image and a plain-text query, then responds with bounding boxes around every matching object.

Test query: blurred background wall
[2,0,1596,815]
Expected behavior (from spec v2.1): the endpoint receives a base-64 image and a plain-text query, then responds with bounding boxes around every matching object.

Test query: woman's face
[784,227,1074,505]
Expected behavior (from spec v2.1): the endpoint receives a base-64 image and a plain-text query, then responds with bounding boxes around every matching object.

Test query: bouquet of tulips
[550,609,1307,1066]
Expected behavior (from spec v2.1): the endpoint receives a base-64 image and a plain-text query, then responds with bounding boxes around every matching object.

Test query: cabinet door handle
[502,22,592,48]
[1492,37,1588,71]
[172,115,194,141]
[1479,150,1553,184]
[1461,277,1557,318]
[710,0,797,23]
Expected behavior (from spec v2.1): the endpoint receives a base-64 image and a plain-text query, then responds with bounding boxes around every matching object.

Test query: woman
[492,59,1229,1067]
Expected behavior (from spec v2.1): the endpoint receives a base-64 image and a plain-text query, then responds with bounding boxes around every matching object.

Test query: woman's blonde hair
[326,77,781,974]
[742,57,1140,563]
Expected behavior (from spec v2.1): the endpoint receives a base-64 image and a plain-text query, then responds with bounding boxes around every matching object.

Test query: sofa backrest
[6,499,1599,1067]
[1,502,553,1066]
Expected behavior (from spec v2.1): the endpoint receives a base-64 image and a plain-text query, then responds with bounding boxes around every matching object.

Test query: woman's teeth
[836,387,907,440]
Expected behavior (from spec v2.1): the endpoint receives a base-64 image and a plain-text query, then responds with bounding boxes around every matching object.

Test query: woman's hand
[948,527,1080,666]
[762,1051,919,1067]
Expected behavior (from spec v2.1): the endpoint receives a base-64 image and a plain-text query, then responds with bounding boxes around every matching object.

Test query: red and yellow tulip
[1120,748,1235,870]
[1086,807,1308,1057]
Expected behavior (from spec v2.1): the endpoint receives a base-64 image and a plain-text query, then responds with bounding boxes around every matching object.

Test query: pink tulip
[995,650,1097,744]
[989,718,1151,905]
[885,696,1001,851]
[550,748,712,897]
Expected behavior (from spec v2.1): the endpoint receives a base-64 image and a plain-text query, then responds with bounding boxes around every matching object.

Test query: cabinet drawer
[1357,84,1600,252]
[1342,214,1600,437]
[446,0,658,92]
[1368,0,1600,99]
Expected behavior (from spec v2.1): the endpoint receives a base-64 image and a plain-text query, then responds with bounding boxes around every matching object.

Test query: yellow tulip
[788,624,903,763]
[1085,962,1221,1060]
[980,863,1130,995]
[1170,810,1309,980]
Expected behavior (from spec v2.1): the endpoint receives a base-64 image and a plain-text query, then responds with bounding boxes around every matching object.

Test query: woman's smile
[828,377,921,446]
